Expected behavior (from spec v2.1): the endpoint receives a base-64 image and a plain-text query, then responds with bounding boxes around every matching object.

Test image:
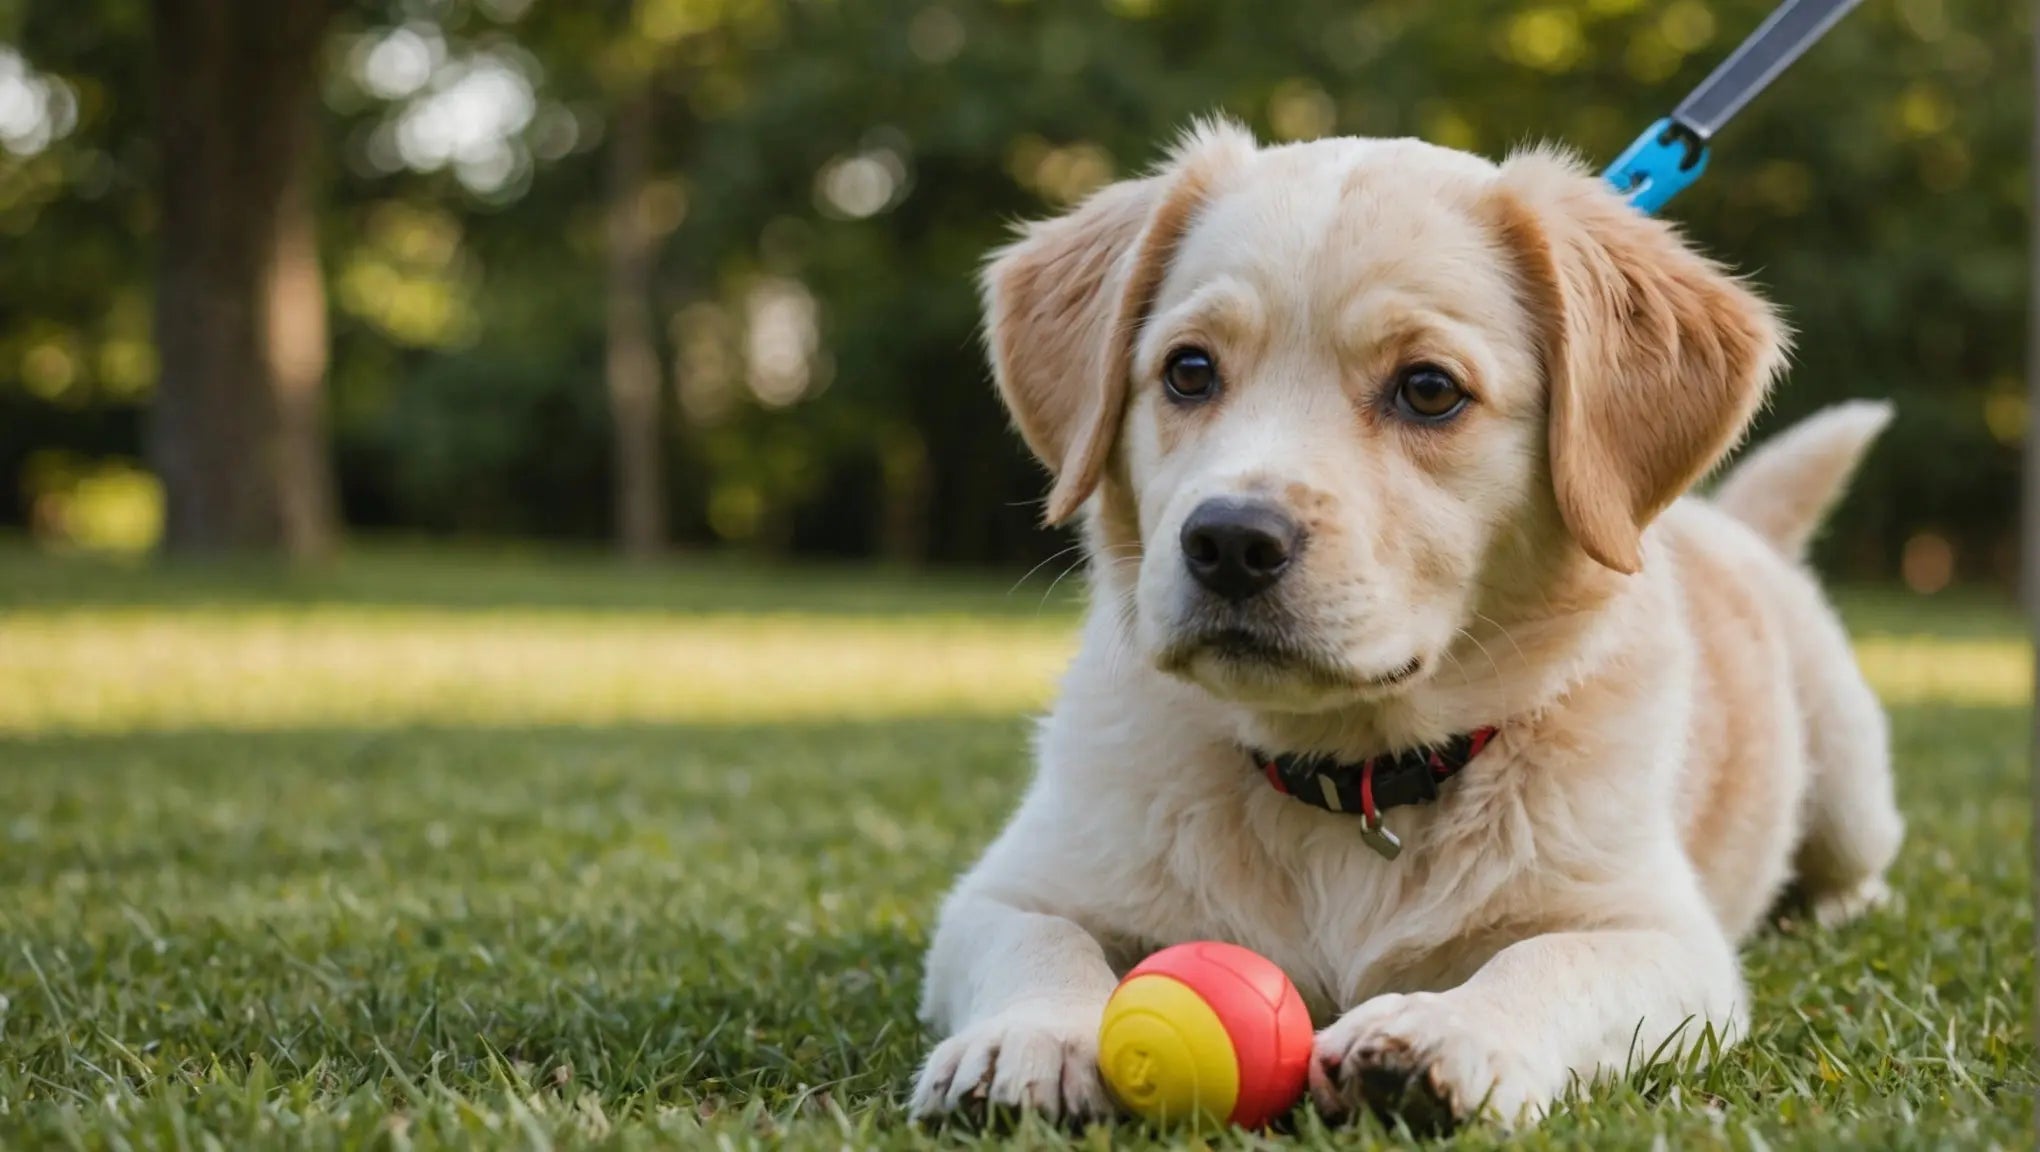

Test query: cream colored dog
[911,120,1903,1130]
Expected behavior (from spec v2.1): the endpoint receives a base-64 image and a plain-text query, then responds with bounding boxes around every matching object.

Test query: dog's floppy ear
[1488,148,1788,574]
[981,120,1254,524]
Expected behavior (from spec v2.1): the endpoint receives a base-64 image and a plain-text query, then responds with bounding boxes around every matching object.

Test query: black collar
[1251,727,1498,860]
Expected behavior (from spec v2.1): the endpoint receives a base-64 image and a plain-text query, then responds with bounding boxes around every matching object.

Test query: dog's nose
[1179,498,1301,602]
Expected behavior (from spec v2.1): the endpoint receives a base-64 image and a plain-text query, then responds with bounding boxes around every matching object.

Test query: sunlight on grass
[0,610,1077,734]
[0,608,2027,735]
[1854,637,2031,707]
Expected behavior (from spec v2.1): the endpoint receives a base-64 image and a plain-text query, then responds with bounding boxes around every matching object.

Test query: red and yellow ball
[1096,941,1313,1129]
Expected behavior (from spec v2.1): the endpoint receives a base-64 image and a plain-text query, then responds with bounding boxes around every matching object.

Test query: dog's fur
[911,122,1903,1129]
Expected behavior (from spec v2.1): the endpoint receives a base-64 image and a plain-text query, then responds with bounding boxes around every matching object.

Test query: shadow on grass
[6,540,2017,636]
[0,540,1090,619]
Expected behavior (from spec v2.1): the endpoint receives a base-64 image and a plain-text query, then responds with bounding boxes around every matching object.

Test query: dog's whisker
[1472,611,1531,671]
[1454,626,1504,684]
[1038,555,1092,610]
[1096,584,1143,683]
[1007,543,1090,598]
[1012,542,1142,612]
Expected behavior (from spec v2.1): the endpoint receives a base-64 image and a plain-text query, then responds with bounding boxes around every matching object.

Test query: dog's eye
[1392,364,1468,422]
[1162,348,1220,403]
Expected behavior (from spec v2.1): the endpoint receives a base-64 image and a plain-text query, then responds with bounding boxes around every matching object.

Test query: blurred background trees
[0,0,2026,587]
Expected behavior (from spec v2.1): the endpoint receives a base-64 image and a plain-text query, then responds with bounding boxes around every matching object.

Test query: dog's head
[984,121,1785,713]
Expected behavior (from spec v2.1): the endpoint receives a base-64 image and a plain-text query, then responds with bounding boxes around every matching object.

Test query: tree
[150,0,341,558]
[566,0,780,559]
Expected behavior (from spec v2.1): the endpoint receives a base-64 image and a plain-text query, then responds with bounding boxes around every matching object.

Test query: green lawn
[0,545,2031,1150]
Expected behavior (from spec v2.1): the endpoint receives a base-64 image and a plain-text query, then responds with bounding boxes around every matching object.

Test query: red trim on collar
[1262,758,1289,795]
[1253,725,1501,823]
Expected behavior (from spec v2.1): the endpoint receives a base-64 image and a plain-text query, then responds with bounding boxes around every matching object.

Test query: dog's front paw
[1309,992,1560,1133]
[910,1008,1111,1126]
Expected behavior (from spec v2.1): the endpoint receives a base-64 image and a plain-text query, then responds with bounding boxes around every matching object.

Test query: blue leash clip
[1601,0,1860,213]
[1604,118,1709,214]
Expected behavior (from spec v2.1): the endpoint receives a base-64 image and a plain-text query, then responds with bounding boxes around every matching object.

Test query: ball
[1096,941,1312,1129]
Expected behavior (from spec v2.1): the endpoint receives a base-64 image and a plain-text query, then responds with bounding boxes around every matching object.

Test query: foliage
[0,547,2031,1148]
[0,0,2027,576]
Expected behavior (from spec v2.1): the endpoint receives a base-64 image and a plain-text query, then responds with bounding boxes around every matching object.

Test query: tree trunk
[877,426,929,564]
[150,0,339,559]
[605,87,666,561]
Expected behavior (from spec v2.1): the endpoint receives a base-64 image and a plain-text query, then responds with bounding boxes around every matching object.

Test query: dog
[910,120,1903,1130]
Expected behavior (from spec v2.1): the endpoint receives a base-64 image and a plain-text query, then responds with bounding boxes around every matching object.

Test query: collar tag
[1357,812,1402,860]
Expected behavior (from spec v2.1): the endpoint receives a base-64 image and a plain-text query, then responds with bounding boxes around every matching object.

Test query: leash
[1604,0,1862,212]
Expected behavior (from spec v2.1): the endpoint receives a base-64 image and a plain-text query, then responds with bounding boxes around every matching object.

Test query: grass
[0,543,2031,1150]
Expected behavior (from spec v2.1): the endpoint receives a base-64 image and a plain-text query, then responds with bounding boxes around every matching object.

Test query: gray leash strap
[1674,0,1864,141]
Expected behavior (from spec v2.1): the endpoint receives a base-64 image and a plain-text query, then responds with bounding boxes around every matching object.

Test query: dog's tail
[1711,400,1893,560]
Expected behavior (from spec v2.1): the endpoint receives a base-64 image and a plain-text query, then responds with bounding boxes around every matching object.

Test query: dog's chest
[1095,776,1457,1012]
